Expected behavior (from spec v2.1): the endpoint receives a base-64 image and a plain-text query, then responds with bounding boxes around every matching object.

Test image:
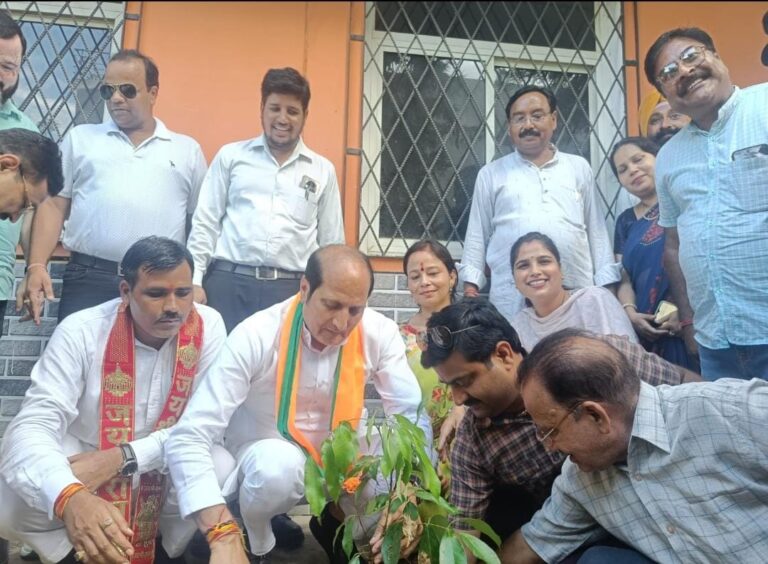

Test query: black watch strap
[118,443,138,477]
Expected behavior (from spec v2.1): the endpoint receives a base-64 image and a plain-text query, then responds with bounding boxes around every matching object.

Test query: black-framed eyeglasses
[509,111,552,127]
[533,402,582,444]
[99,83,139,101]
[656,45,708,85]
[417,325,481,350]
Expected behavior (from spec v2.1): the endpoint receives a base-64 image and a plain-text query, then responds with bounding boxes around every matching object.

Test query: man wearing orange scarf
[0,237,230,564]
[166,245,427,563]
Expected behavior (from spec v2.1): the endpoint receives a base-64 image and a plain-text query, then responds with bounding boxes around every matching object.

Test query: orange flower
[431,387,443,402]
[342,475,362,494]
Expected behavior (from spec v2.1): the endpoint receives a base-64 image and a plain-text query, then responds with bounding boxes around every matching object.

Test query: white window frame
[360,1,625,257]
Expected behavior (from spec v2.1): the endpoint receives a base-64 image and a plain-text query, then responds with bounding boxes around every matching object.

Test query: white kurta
[166,295,428,519]
[0,299,227,562]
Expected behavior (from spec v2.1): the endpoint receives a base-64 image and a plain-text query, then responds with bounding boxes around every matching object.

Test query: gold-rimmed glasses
[533,402,583,445]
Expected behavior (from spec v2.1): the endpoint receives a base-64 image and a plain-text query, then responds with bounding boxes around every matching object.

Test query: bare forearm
[193,504,235,533]
[19,209,33,257]
[28,197,68,264]
[662,236,693,320]
[499,530,544,564]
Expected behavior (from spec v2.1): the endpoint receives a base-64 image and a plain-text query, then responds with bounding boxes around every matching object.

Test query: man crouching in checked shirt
[0,237,231,564]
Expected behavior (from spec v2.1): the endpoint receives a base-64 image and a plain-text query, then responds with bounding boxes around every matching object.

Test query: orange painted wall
[625,1,768,135]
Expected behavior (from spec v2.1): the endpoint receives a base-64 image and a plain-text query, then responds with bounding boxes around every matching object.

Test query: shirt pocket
[277,173,319,226]
[726,156,768,212]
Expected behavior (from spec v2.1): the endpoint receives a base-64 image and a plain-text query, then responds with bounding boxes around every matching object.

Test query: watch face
[120,461,139,477]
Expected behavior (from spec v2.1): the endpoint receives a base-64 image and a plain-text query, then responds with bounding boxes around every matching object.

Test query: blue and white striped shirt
[656,83,768,349]
[522,379,768,563]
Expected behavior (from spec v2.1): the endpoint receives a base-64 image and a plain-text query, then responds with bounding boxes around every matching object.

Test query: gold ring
[100,517,114,529]
[74,550,87,562]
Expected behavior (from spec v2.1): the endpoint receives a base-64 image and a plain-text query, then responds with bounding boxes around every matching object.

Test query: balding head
[518,329,641,413]
[305,245,374,299]
[300,245,374,350]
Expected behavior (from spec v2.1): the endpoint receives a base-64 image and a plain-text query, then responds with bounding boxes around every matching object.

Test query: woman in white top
[509,231,637,351]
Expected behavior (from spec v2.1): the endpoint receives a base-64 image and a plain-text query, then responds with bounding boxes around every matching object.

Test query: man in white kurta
[166,245,427,563]
[461,85,618,321]
[0,237,229,564]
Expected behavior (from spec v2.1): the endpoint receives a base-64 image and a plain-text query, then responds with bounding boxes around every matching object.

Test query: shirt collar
[511,143,559,168]
[629,381,671,454]
[106,117,171,141]
[251,134,313,165]
[0,99,23,121]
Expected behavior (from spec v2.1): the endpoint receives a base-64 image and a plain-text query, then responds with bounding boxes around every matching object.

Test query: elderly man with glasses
[505,328,768,564]
[461,85,619,323]
[20,49,207,326]
[645,27,768,382]
[419,298,698,563]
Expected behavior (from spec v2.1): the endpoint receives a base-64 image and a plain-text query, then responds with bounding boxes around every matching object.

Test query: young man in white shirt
[21,50,207,325]
[0,237,230,564]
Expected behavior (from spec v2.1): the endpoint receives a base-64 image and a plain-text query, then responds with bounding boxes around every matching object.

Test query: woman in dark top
[611,136,693,368]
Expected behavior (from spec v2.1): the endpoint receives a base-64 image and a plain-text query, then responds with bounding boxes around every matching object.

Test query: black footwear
[309,504,358,564]
[20,545,40,561]
[154,541,186,564]
[183,530,211,564]
[270,513,304,550]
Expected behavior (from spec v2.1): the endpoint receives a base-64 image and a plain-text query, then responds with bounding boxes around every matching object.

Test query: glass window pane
[375,2,596,51]
[379,53,485,241]
[16,21,112,141]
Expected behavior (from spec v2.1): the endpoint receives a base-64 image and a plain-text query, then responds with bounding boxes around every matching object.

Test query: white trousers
[0,437,236,564]
[235,436,386,557]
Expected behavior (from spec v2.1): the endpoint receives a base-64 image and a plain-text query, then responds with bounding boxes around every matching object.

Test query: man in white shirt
[187,67,344,333]
[21,49,207,324]
[461,85,619,321]
[165,245,427,563]
[0,237,230,564]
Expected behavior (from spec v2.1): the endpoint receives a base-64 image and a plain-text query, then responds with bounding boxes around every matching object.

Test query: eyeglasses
[417,325,481,350]
[99,83,138,101]
[656,45,708,85]
[533,402,582,444]
[509,111,551,126]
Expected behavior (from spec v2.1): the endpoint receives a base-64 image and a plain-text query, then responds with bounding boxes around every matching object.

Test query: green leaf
[341,515,356,559]
[458,532,501,564]
[304,457,326,517]
[322,441,340,501]
[349,555,361,564]
[460,518,502,547]
[332,422,358,473]
[381,521,403,564]
[414,443,441,496]
[421,515,448,561]
[404,501,419,520]
[439,533,465,564]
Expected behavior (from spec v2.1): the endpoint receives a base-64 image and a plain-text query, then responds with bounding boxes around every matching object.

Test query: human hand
[63,489,134,564]
[68,448,123,493]
[14,279,33,322]
[193,285,207,305]
[18,266,53,325]
[628,311,668,342]
[681,323,698,356]
[438,405,466,457]
[658,310,681,335]
[370,491,422,564]
[209,534,250,564]
[463,284,479,298]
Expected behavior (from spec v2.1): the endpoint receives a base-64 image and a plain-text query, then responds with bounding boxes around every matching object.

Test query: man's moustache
[519,129,540,138]
[677,70,709,96]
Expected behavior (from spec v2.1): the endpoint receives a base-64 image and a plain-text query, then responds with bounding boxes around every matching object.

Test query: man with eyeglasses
[419,299,697,563]
[505,328,768,563]
[645,28,768,382]
[165,244,428,563]
[0,11,40,342]
[461,85,619,323]
[20,49,207,325]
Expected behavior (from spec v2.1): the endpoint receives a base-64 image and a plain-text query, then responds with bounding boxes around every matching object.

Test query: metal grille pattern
[2,1,125,142]
[360,1,627,257]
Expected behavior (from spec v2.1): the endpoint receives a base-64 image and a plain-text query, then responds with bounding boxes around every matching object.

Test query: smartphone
[654,300,678,325]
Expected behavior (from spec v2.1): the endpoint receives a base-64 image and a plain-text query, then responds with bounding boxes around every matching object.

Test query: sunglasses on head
[99,83,138,100]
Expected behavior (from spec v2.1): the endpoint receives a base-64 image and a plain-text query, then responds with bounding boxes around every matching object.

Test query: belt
[210,260,303,280]
[70,252,122,275]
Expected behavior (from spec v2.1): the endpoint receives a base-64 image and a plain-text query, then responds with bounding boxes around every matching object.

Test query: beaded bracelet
[54,483,87,519]
[24,263,46,274]
[205,520,245,547]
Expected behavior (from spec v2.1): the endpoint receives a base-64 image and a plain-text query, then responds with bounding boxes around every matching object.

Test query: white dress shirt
[186,135,345,285]
[461,148,620,321]
[0,299,226,517]
[166,296,426,519]
[59,119,207,261]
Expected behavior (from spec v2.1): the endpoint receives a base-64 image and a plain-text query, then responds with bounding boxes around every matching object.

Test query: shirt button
[666,524,676,535]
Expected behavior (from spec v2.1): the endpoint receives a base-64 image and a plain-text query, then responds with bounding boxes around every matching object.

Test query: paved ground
[6,506,329,564]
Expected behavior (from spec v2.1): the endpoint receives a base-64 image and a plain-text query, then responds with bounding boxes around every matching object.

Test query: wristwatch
[118,443,138,477]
